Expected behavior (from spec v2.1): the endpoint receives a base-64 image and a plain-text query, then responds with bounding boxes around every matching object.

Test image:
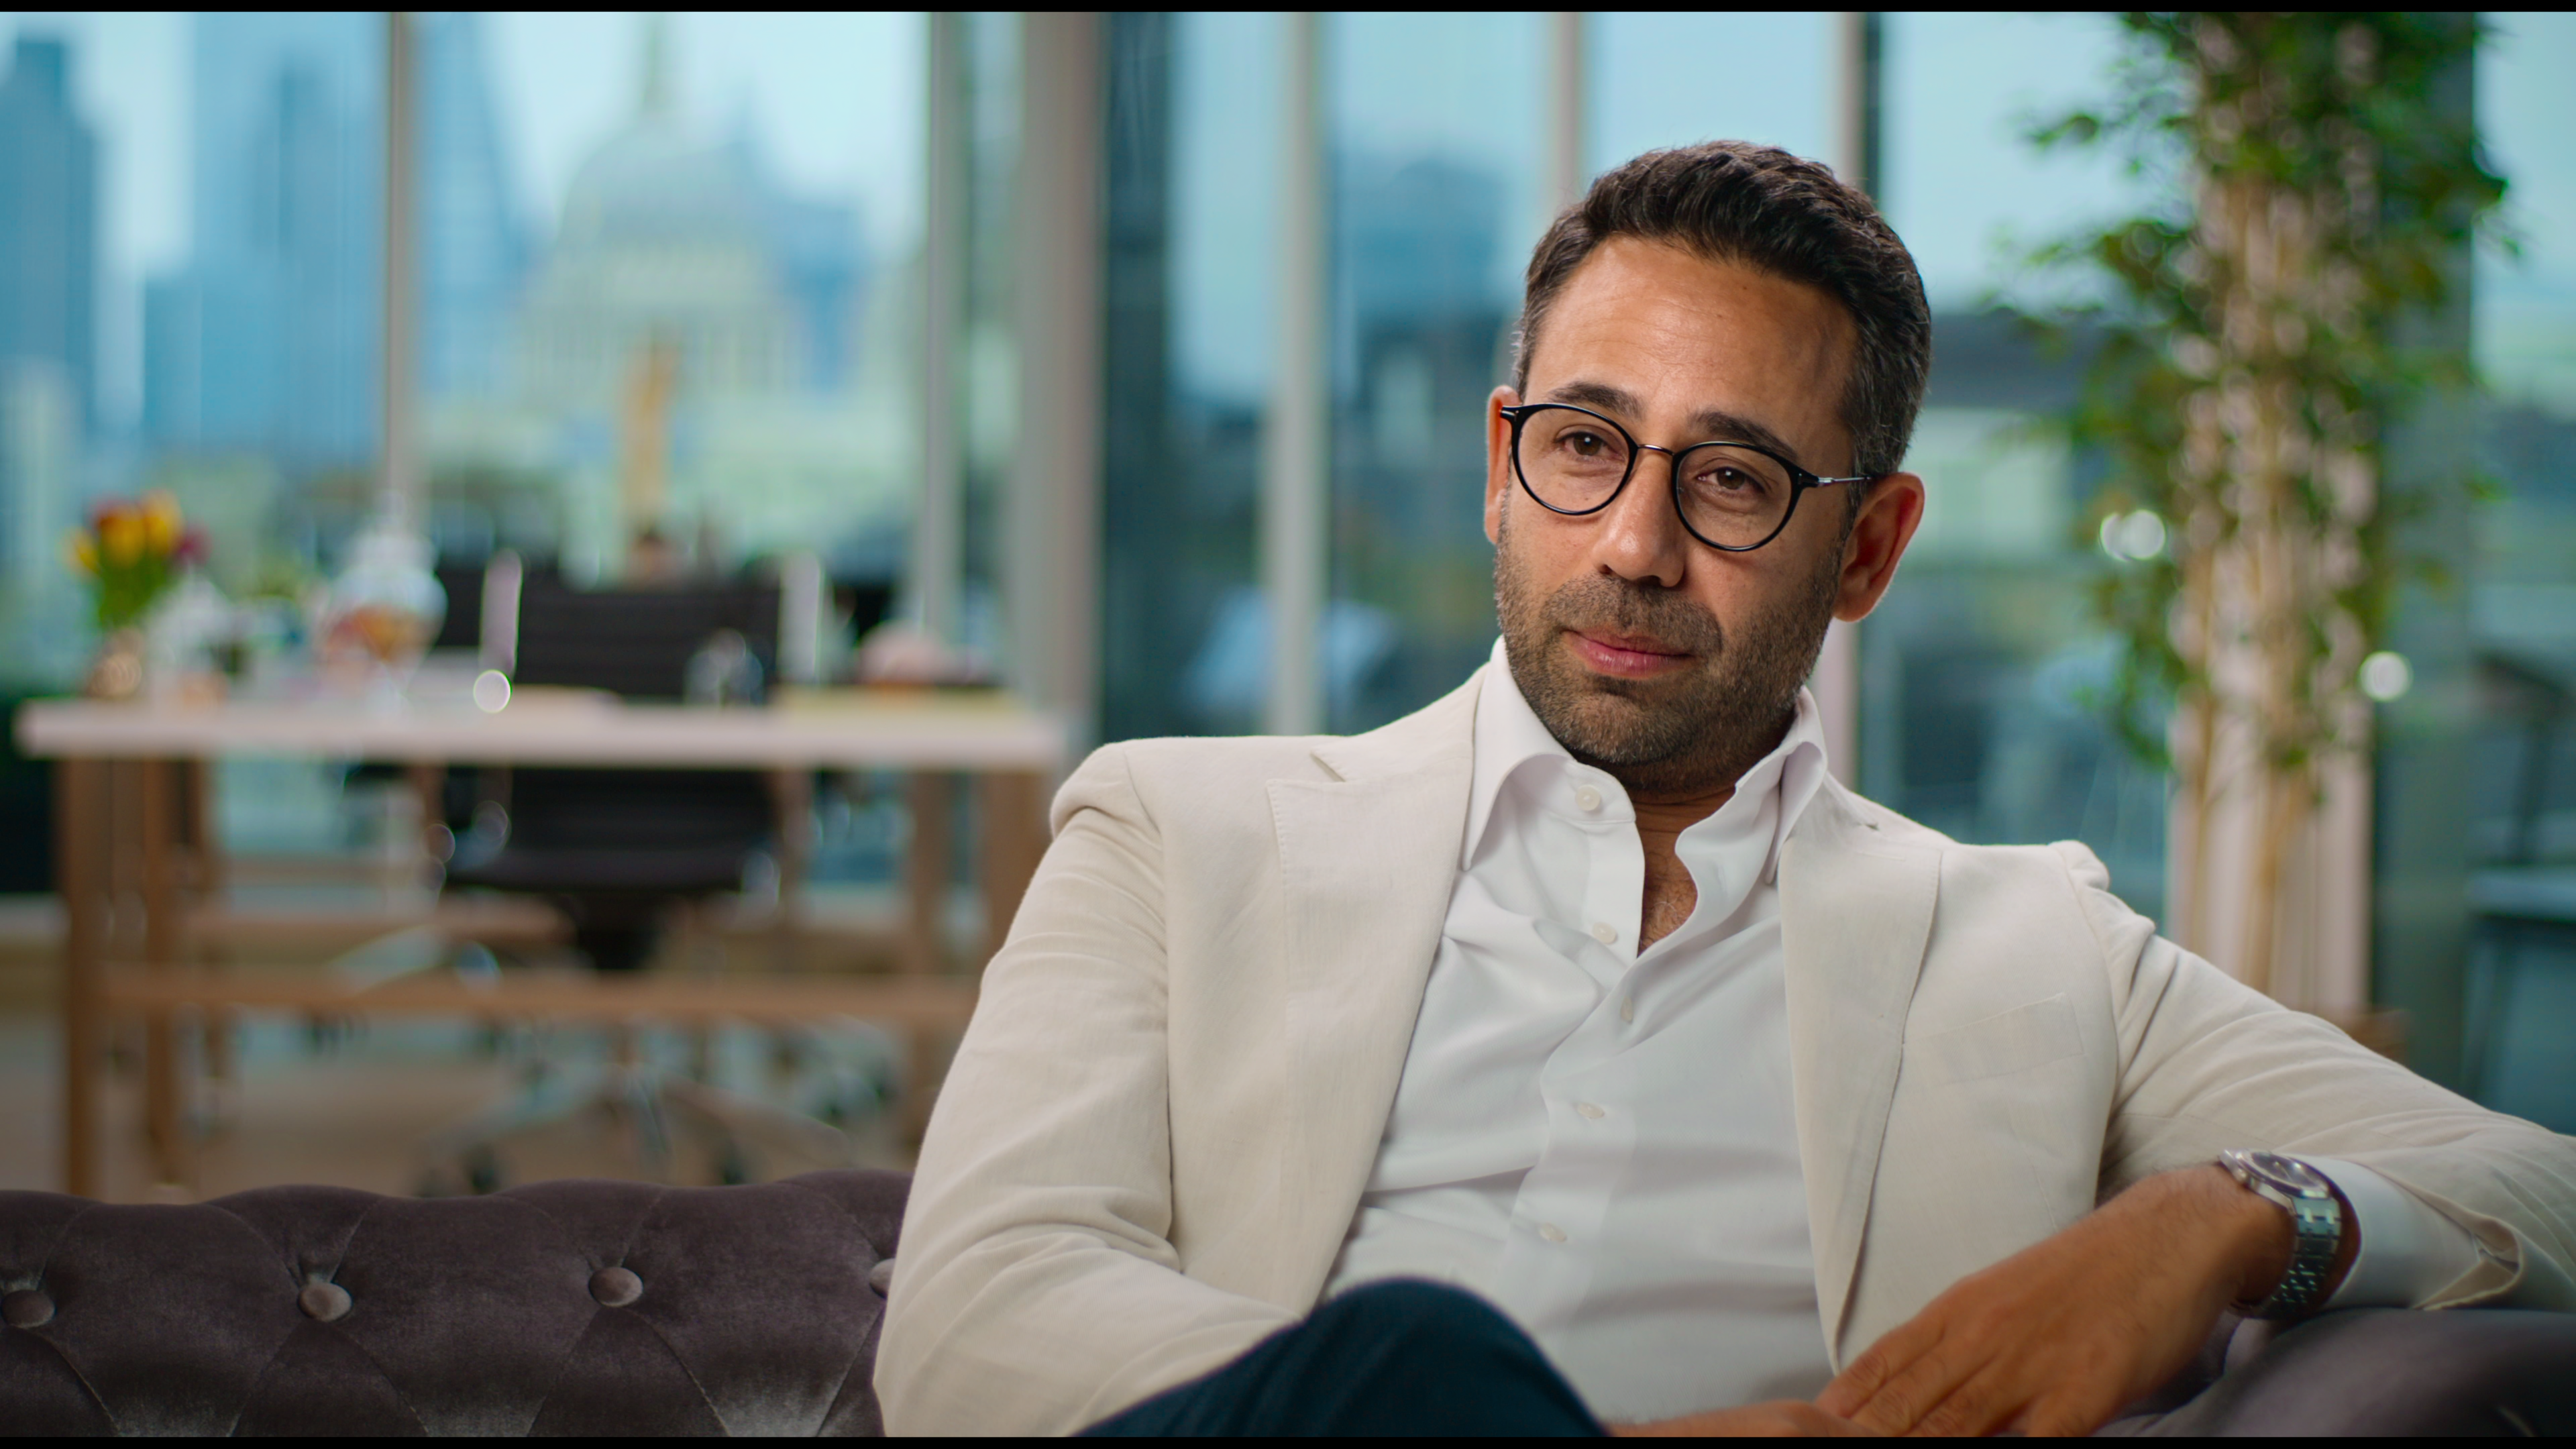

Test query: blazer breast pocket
[1907,994,2084,1086]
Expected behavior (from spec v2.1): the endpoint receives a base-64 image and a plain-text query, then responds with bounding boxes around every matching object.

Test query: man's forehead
[1528,241,1855,456]
[1540,240,1852,362]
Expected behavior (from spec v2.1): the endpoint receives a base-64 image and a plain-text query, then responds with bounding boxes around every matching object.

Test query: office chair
[425,561,853,1191]
[448,567,784,971]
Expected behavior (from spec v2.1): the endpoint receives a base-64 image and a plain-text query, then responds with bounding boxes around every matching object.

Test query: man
[877,143,2576,1436]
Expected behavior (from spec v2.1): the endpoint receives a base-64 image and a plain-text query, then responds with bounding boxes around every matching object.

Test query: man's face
[1485,237,1924,798]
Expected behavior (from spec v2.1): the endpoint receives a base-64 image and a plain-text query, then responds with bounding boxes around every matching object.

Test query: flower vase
[83,628,145,701]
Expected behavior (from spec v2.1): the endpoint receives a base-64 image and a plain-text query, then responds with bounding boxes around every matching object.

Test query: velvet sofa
[3,1170,2573,1436]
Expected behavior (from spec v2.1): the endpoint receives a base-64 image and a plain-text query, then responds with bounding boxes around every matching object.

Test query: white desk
[15,688,1072,1195]
[16,688,1070,770]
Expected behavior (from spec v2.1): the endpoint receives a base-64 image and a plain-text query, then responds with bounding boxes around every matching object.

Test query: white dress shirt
[1325,639,2481,1424]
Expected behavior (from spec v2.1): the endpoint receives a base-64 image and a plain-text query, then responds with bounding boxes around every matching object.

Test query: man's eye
[1564,431,1607,456]
[1693,464,1748,490]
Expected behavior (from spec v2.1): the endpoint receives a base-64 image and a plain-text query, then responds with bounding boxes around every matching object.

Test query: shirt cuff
[2307,1157,2485,1309]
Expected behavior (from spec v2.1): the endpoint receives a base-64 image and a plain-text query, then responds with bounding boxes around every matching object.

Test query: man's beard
[1493,502,1843,799]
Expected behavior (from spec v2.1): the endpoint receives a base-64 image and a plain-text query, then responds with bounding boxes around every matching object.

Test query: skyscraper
[145,13,380,473]
[0,36,99,434]
[418,11,524,399]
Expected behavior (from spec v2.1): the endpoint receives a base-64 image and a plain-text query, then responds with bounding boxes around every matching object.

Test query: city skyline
[0,11,921,439]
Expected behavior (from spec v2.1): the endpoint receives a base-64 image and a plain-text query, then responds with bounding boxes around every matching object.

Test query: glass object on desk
[684,628,765,706]
[320,513,447,700]
[144,569,238,705]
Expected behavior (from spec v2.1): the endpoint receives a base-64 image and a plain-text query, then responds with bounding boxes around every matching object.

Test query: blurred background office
[0,12,2569,1199]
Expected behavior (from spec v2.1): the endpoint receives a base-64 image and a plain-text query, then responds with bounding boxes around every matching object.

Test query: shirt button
[1590,922,1617,945]
[1574,786,1603,812]
[1538,1223,1568,1244]
[1574,1102,1605,1120]
[1619,996,1635,1022]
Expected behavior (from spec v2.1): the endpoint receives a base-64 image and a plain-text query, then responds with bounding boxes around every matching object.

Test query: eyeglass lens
[1515,407,1798,549]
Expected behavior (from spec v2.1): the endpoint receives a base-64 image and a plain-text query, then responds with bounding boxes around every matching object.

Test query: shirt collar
[1467,637,1831,881]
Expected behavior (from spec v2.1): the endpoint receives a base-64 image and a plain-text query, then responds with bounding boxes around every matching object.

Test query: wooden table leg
[55,759,106,1198]
[903,773,954,976]
[139,758,189,1190]
[900,771,959,1144]
[977,769,1047,961]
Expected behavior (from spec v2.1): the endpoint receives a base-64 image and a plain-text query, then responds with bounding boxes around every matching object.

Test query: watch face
[2242,1150,2333,1195]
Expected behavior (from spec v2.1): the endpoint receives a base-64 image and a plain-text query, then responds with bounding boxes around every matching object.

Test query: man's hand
[1613,1401,1874,1436]
[1815,1165,2332,1437]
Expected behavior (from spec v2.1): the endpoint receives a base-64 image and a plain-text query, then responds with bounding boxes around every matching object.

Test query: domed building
[511,18,797,410]
[427,15,904,582]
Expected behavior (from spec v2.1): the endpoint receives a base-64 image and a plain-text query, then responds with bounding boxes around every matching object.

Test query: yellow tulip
[101,511,142,566]
[62,530,97,577]
[142,490,182,555]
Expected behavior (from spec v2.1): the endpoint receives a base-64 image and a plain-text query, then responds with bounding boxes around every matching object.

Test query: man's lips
[1567,629,1693,678]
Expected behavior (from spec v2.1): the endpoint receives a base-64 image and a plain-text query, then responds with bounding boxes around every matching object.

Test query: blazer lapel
[1777,785,1939,1366]
[1265,674,1481,1304]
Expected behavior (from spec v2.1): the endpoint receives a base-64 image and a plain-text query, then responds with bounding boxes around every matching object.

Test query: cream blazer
[877,668,2576,1436]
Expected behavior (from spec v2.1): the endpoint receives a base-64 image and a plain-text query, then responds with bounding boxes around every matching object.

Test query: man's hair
[1513,141,1931,482]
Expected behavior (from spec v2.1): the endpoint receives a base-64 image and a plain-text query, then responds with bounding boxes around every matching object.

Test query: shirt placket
[1490,785,1646,1338]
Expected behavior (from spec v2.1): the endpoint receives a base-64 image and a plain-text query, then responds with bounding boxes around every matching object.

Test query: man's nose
[1589,451,1690,589]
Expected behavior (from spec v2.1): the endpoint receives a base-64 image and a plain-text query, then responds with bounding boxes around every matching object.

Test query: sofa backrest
[0,1170,908,1436]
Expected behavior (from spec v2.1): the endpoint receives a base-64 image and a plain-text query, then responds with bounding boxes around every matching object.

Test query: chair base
[418,1035,858,1193]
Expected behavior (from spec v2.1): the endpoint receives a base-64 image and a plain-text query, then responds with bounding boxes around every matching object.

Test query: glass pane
[1870,13,2171,922]
[1099,11,1275,739]
[1,19,132,682]
[1587,11,1831,180]
[435,11,924,596]
[2469,13,2576,1128]
[1325,10,1545,734]
[957,10,1016,663]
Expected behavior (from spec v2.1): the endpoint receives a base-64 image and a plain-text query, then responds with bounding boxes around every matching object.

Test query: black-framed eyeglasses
[1499,402,1877,553]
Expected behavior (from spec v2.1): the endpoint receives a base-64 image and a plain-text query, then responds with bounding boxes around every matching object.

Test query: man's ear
[1835,471,1925,623]
[1483,385,1520,547]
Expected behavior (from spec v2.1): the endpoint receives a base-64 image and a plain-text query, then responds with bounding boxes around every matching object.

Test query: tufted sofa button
[590,1266,643,1307]
[867,1258,895,1294]
[2,1289,53,1329]
[299,1282,352,1323]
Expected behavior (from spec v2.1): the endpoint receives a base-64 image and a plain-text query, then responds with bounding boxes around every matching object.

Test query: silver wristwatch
[2218,1148,2343,1319]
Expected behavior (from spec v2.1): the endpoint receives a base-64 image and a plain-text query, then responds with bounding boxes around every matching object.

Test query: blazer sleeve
[874,744,1299,1436]
[2063,841,2576,1311]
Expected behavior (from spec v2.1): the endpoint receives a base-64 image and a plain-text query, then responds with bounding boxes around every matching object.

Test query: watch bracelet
[2249,1193,2342,1319]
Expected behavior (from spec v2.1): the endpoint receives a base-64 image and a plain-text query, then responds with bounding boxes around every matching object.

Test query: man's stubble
[1493,498,1844,800]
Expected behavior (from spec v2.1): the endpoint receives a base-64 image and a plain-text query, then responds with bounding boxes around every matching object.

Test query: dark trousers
[1081,1281,1601,1436]
[1081,1279,2576,1437]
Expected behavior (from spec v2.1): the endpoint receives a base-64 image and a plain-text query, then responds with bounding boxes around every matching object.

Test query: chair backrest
[465,568,786,868]
[506,576,783,702]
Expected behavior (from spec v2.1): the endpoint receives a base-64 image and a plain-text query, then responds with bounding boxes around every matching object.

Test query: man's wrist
[2192,1164,2299,1309]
